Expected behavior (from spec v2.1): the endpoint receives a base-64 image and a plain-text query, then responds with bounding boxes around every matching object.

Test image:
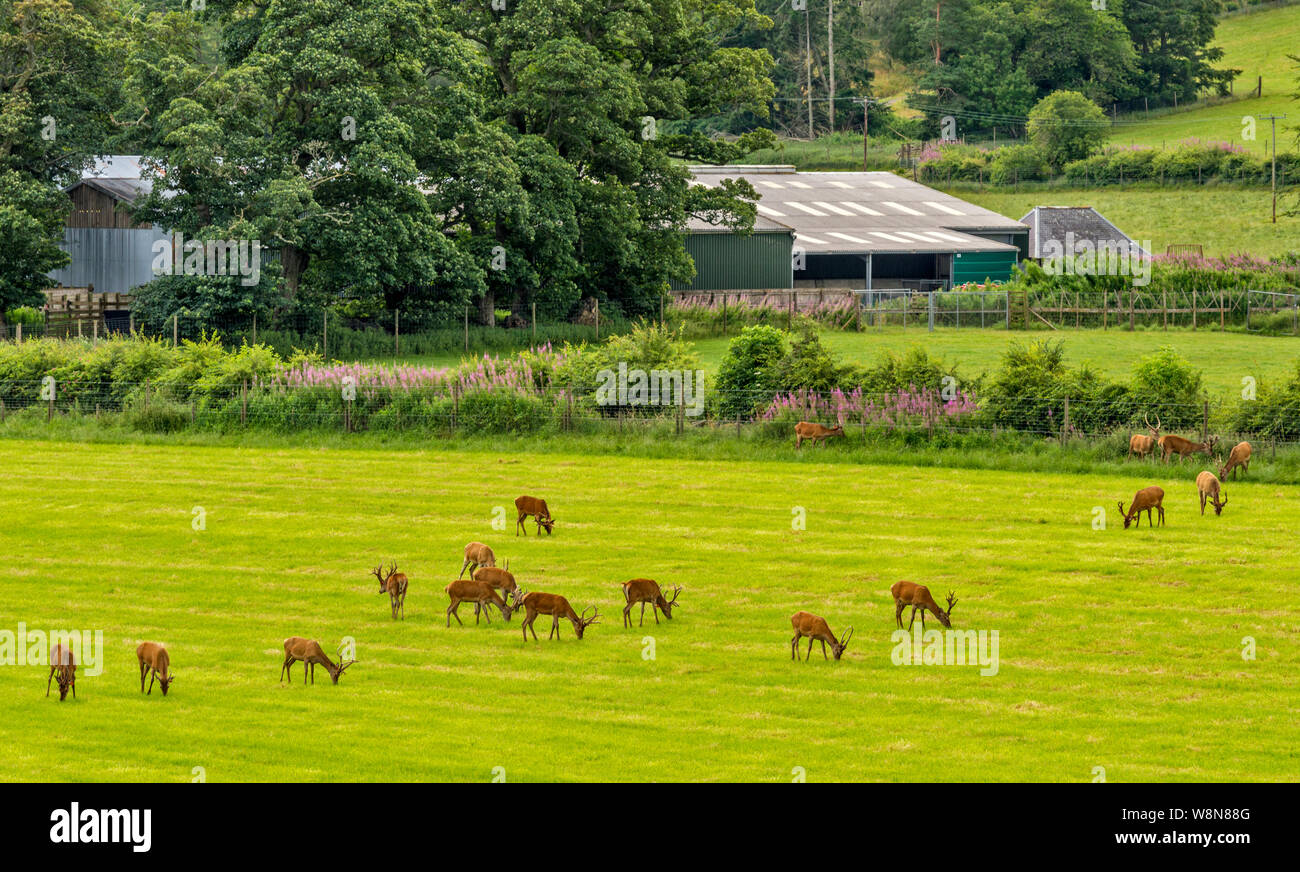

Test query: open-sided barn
[677,165,1029,292]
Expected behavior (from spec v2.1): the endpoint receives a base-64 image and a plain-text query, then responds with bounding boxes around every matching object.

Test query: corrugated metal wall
[48,227,170,293]
[670,231,793,291]
[952,250,1017,284]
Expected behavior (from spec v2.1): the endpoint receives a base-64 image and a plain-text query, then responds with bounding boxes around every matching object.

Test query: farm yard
[1,438,1296,782]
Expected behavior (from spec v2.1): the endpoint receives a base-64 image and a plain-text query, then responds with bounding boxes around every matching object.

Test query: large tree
[1120,0,1237,105]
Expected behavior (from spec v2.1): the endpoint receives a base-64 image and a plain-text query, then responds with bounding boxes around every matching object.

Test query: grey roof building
[1020,206,1149,260]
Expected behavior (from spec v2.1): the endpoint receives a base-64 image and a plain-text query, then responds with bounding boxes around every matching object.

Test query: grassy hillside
[3,439,1296,781]
[1108,3,1300,156]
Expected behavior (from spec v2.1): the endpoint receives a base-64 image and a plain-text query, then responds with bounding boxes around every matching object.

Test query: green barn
[675,166,1028,293]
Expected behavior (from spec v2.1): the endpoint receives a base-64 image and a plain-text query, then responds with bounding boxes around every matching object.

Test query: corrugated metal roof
[689,166,1024,255]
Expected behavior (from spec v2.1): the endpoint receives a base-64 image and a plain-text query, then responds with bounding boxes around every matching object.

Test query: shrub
[988,144,1049,186]
[713,325,788,419]
[1027,91,1108,170]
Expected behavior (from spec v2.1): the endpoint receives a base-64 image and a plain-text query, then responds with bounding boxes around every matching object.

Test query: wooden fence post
[241,380,247,427]
[1202,401,1209,444]
[1062,396,1070,444]
[452,381,459,431]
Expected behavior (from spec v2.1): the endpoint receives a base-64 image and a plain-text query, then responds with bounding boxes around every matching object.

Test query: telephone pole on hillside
[1262,114,1287,224]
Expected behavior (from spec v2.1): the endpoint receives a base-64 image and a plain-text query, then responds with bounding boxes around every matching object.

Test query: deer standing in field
[1159,433,1218,464]
[136,642,174,696]
[372,562,409,620]
[620,579,682,627]
[890,582,957,630]
[794,421,845,449]
[515,590,598,641]
[46,643,76,701]
[1196,471,1228,516]
[472,561,515,620]
[445,579,515,626]
[1219,441,1252,481]
[789,612,853,661]
[1118,485,1165,529]
[1129,413,1160,460]
[459,542,495,579]
[280,637,356,685]
[515,496,555,536]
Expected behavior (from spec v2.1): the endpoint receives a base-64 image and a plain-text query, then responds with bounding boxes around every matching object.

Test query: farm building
[675,166,1029,293]
[1019,206,1150,260]
[47,155,168,294]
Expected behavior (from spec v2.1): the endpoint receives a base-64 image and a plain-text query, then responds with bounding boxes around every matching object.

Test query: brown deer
[515,590,598,641]
[1129,413,1160,460]
[789,612,853,661]
[1118,485,1165,529]
[458,542,495,579]
[46,643,76,701]
[472,561,516,620]
[136,641,174,696]
[1159,433,1218,464]
[1196,471,1228,516]
[890,582,957,630]
[515,496,555,536]
[280,637,356,685]
[794,421,845,449]
[1219,441,1252,481]
[371,562,409,620]
[445,579,515,626]
[620,579,682,627]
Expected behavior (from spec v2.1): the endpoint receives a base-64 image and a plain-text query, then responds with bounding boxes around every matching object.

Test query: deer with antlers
[280,637,356,685]
[136,642,174,696]
[459,542,495,579]
[890,582,957,630]
[1118,485,1165,529]
[46,642,76,701]
[1159,433,1218,464]
[1129,413,1160,460]
[515,590,598,641]
[620,579,681,627]
[1219,441,1252,481]
[1196,471,1228,516]
[371,563,409,620]
[515,496,555,536]
[794,421,845,449]
[445,579,515,626]
[789,612,853,661]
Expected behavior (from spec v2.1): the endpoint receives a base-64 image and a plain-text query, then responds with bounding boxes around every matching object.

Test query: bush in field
[714,325,788,419]
[980,338,1132,435]
[1027,91,1108,171]
[1225,360,1300,441]
[988,144,1049,185]
[857,346,966,397]
[1130,346,1204,428]
[774,326,859,395]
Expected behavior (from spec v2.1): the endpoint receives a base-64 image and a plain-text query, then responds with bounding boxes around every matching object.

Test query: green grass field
[1107,3,1300,156]
[958,187,1298,258]
[3,438,1296,781]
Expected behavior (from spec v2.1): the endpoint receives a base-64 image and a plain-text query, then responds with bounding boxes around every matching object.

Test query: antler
[839,626,854,649]
[668,585,682,604]
[945,591,958,614]
[581,605,600,625]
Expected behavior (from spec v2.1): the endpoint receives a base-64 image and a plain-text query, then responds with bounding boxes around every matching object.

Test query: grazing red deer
[620,579,681,627]
[1128,413,1160,460]
[445,579,515,626]
[371,562,409,620]
[136,641,174,696]
[1196,471,1228,516]
[794,421,845,449]
[280,637,355,685]
[458,542,495,579]
[789,612,853,661]
[46,643,76,701]
[514,496,554,536]
[472,561,516,619]
[890,582,956,630]
[1159,433,1218,464]
[1219,441,1252,481]
[1118,485,1165,529]
[515,590,598,641]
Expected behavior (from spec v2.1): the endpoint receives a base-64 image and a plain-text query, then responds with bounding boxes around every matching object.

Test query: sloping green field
[1108,3,1300,156]
[2,439,1296,781]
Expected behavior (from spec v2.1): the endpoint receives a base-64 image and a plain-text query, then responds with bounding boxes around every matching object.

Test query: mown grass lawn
[2,438,1296,781]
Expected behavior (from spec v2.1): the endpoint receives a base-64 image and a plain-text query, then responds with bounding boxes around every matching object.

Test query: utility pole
[853,97,872,171]
[1262,115,1286,224]
[804,4,813,137]
[827,0,835,130]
